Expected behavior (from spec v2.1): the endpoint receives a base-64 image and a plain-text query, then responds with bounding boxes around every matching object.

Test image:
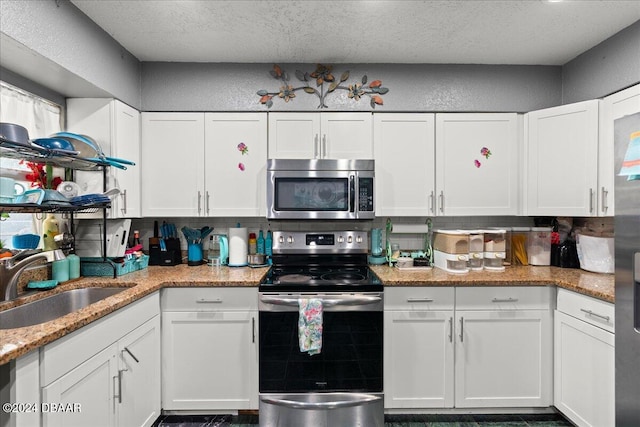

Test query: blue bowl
[12,234,40,249]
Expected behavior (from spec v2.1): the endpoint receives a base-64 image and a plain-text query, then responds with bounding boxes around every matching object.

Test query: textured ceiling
[70,0,640,65]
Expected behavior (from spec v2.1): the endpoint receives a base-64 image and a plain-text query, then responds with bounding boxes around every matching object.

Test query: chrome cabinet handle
[122,347,139,363]
[406,298,434,303]
[197,191,202,214]
[314,134,319,158]
[196,298,223,303]
[114,370,124,404]
[113,375,119,406]
[580,308,611,322]
[118,369,124,403]
[429,191,435,214]
[322,134,327,158]
[459,317,464,342]
[439,191,444,213]
[589,188,594,213]
[448,317,453,343]
[206,190,211,215]
[120,189,127,214]
[601,187,608,213]
[492,297,519,303]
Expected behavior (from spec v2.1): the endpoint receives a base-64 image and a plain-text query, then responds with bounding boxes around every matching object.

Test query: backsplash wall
[129,216,536,252]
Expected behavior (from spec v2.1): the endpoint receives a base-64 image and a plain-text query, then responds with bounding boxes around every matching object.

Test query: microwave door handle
[349,175,355,213]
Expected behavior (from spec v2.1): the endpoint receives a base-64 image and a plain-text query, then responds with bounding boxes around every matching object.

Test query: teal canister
[67,254,80,279]
[370,228,383,256]
[52,258,70,283]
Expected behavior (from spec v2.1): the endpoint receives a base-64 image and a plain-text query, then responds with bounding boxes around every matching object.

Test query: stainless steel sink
[0,287,127,329]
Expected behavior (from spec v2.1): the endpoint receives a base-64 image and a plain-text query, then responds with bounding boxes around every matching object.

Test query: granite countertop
[0,264,613,365]
[371,265,615,303]
[0,264,269,365]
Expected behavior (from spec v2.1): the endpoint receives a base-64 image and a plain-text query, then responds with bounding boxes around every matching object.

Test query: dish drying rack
[385,218,434,267]
[0,140,122,277]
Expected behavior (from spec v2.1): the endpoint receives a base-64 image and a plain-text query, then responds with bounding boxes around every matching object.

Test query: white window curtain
[0,81,64,248]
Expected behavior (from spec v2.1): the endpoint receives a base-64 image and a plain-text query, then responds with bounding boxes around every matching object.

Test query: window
[0,81,63,249]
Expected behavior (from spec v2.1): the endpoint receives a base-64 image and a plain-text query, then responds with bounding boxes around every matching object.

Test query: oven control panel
[272,231,368,253]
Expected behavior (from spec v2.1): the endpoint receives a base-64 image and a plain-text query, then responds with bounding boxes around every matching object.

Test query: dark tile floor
[152,412,574,427]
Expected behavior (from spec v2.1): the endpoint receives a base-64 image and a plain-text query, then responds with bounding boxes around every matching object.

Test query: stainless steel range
[258,231,383,427]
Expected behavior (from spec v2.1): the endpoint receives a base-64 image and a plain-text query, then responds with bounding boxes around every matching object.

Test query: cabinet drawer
[161,287,257,311]
[456,286,554,310]
[385,287,455,310]
[557,288,614,333]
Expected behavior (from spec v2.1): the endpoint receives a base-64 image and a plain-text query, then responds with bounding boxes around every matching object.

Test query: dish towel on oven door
[299,298,323,355]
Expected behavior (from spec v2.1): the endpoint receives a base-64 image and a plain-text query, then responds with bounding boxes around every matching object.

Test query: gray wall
[142,62,561,113]
[0,0,140,109]
[0,1,637,112]
[562,20,640,104]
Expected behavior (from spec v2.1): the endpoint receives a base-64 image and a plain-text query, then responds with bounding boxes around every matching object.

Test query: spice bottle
[249,233,257,255]
[132,230,141,247]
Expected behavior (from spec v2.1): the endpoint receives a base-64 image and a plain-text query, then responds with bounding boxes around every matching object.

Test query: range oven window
[274,178,348,211]
[259,310,383,393]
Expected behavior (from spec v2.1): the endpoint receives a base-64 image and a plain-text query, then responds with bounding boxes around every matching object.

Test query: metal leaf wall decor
[257,64,389,109]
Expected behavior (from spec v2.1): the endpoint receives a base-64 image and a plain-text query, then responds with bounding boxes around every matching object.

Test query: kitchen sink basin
[0,287,127,329]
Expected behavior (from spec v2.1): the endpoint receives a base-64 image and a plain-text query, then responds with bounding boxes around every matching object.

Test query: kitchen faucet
[0,249,66,302]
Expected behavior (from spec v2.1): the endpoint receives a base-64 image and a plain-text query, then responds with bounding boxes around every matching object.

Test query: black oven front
[258,292,383,394]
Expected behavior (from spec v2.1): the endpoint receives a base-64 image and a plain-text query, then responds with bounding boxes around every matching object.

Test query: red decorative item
[20,161,62,189]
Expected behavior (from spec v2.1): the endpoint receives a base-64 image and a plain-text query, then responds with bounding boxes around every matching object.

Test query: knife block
[149,237,182,266]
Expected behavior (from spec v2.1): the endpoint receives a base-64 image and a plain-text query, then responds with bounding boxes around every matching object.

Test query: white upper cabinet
[373,113,519,217]
[435,113,520,216]
[141,113,205,217]
[268,112,373,159]
[67,98,141,218]
[525,100,599,216]
[141,112,266,217]
[599,83,640,216]
[374,113,436,216]
[204,113,267,217]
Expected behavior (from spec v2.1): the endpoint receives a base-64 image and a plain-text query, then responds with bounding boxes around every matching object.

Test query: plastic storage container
[483,229,507,271]
[433,230,469,254]
[468,230,484,270]
[511,227,530,266]
[528,227,552,266]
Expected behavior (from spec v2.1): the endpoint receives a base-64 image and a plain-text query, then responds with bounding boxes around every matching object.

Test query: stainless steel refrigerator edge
[614,112,640,426]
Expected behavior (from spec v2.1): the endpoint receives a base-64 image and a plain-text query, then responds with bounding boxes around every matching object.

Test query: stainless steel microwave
[266,159,375,220]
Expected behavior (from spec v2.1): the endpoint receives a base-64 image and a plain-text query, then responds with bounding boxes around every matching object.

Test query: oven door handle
[260,393,382,410]
[260,295,382,307]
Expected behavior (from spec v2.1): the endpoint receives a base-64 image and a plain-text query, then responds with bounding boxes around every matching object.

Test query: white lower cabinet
[161,287,258,411]
[384,286,553,410]
[384,288,455,408]
[42,343,118,427]
[454,310,552,408]
[554,289,615,427]
[41,293,161,427]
